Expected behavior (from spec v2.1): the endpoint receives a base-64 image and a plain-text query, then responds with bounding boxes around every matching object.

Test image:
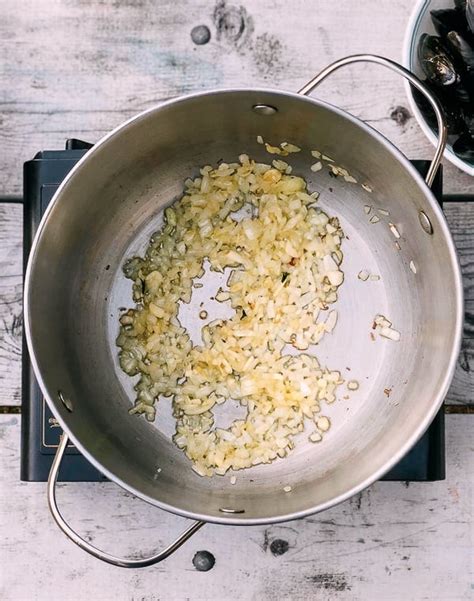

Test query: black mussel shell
[431,8,469,38]
[418,34,460,86]
[452,131,474,164]
[447,30,474,68]
[453,80,474,104]
[412,84,466,135]
[462,110,474,134]
[412,87,439,130]
[454,0,467,11]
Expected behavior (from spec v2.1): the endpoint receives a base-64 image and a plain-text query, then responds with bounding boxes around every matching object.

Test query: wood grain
[444,202,474,405]
[0,414,472,600]
[0,203,22,405]
[0,0,473,197]
[0,1,473,598]
[444,203,474,339]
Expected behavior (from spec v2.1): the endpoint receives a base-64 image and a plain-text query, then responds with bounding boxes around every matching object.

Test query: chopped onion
[215,289,231,302]
[117,153,346,477]
[324,310,338,332]
[373,314,401,342]
[328,270,343,286]
[316,416,331,432]
[272,159,289,172]
[265,142,284,155]
[344,175,357,183]
[374,314,391,327]
[380,326,401,341]
[281,142,301,153]
[389,223,401,239]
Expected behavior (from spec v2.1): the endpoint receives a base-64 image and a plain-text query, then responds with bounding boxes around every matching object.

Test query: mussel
[446,30,474,97]
[418,34,460,86]
[412,85,466,135]
[447,29,474,67]
[463,110,474,133]
[431,8,470,37]
[412,87,438,130]
[453,131,474,164]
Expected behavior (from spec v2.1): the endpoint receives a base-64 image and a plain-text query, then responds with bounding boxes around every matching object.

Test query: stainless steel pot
[24,55,463,568]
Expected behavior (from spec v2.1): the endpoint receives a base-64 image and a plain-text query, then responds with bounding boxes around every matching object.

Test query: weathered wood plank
[447,346,474,405]
[0,203,22,405]
[0,0,473,197]
[0,1,473,599]
[0,414,472,600]
[444,203,474,339]
[444,202,474,405]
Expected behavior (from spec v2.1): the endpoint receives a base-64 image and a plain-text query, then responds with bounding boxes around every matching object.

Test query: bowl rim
[402,0,474,177]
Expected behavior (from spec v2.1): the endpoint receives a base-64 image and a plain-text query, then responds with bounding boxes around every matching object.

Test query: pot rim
[24,86,464,525]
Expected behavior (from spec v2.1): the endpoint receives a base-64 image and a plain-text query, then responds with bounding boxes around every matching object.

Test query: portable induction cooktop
[20,140,446,483]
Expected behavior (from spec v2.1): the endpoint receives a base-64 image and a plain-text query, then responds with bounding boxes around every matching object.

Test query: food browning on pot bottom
[116,154,349,476]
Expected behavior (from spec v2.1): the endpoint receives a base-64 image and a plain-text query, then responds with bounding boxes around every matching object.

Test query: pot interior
[25,90,461,523]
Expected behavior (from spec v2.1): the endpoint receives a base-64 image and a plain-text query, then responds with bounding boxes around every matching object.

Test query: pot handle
[298,54,447,188]
[48,432,205,568]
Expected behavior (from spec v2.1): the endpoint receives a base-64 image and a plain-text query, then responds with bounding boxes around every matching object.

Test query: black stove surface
[20,142,445,482]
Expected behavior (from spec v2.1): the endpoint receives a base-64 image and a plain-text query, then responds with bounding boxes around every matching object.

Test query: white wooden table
[0,1,473,599]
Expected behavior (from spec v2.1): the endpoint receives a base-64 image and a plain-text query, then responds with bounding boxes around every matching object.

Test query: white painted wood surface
[0,1,473,599]
[1,415,473,600]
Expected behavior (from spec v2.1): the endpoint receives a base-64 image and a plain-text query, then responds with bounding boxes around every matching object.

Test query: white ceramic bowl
[404,0,474,176]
